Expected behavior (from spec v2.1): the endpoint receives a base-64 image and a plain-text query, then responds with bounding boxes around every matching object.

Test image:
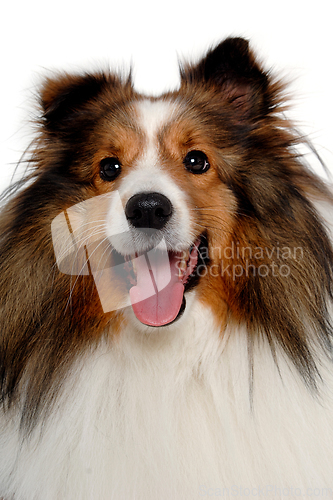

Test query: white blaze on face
[106,98,194,255]
[51,98,200,326]
[103,99,200,327]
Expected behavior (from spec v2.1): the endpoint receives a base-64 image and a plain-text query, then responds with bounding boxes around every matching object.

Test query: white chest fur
[1,300,333,499]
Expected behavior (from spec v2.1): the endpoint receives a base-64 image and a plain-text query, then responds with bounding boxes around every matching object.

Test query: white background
[1,0,332,192]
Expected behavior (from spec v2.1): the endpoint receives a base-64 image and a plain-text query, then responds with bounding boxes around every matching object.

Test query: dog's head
[18,36,333,382]
[47,38,275,327]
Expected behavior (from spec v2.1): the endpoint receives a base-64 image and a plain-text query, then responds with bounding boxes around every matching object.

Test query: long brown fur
[0,37,333,435]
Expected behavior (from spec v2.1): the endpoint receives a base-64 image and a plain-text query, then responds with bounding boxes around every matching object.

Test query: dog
[0,37,333,499]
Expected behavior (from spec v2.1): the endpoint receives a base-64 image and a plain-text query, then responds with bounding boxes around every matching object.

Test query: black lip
[166,296,186,326]
[184,233,209,293]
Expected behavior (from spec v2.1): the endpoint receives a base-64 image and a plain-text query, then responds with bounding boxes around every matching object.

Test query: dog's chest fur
[1,299,333,499]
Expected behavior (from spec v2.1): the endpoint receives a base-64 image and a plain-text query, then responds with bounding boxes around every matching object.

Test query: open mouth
[122,234,208,327]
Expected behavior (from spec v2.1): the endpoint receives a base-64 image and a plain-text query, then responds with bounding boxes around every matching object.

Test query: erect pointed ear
[180,37,271,120]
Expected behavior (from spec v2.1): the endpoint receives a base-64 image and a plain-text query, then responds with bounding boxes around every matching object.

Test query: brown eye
[100,157,122,181]
[183,150,210,174]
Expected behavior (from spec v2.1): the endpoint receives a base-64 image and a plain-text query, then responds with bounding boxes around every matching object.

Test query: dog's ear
[40,72,131,133]
[180,37,270,120]
[40,73,106,132]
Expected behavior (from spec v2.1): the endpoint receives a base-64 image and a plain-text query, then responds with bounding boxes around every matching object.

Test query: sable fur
[0,36,332,424]
[0,37,333,498]
[181,39,333,385]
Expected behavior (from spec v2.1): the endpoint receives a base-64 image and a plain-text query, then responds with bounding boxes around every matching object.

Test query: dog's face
[98,98,236,327]
[51,92,236,328]
[48,39,260,330]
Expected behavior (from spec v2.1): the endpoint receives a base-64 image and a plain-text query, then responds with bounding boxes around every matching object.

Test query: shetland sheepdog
[1,37,333,499]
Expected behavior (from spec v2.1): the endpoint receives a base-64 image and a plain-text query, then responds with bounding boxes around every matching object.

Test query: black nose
[125,192,173,230]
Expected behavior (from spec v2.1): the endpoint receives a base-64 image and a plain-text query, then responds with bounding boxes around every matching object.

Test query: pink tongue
[129,251,184,327]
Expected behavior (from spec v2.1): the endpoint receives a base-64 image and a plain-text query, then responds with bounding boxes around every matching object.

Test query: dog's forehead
[134,98,181,142]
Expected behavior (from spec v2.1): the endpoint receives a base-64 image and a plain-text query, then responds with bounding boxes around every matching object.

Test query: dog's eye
[100,157,122,181]
[183,150,210,174]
